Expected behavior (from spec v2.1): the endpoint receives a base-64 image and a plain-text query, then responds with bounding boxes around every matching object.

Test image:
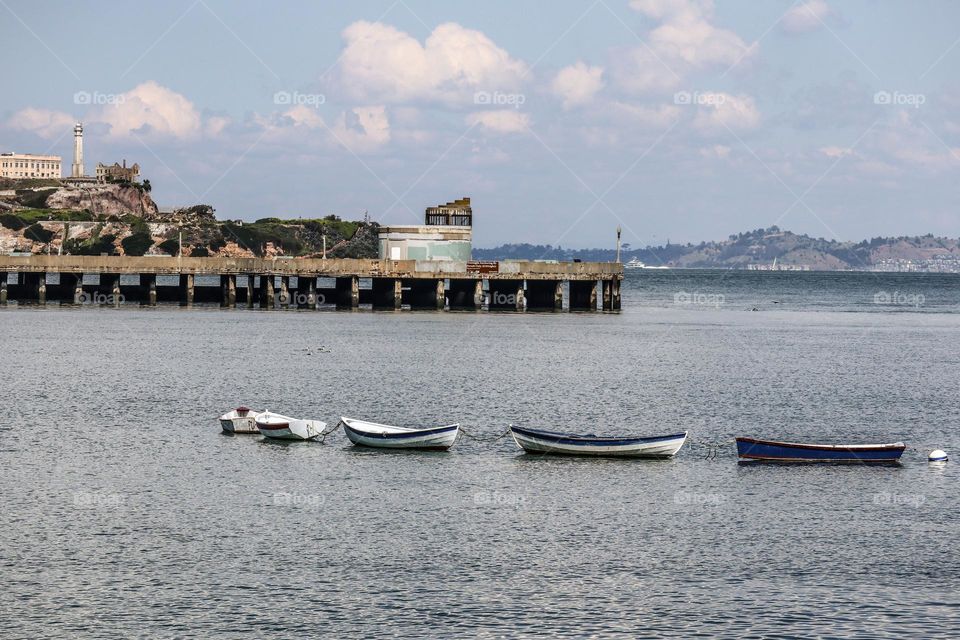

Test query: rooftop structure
[380,197,473,261]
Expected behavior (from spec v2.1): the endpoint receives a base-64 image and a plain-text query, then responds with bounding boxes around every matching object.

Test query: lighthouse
[71,122,84,178]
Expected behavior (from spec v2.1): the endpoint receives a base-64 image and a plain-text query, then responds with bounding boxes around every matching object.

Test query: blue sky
[2,0,959,248]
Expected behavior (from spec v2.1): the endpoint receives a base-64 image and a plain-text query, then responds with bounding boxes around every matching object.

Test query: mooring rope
[319,419,344,443]
[690,439,736,459]
[458,426,513,444]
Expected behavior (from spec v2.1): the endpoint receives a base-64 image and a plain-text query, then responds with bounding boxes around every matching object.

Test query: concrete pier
[335,276,359,309]
[220,274,236,308]
[0,256,621,313]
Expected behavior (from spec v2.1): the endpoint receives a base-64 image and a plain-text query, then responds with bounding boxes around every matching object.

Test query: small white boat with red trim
[219,406,263,434]
[255,411,326,441]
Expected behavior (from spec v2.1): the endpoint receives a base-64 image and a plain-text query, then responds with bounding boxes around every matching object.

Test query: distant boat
[510,426,687,457]
[219,406,262,434]
[735,437,906,463]
[340,417,459,450]
[624,257,669,269]
[256,411,326,441]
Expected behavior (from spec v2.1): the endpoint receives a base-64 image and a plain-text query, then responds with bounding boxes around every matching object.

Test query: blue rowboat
[736,437,906,463]
[510,426,687,457]
[340,417,459,450]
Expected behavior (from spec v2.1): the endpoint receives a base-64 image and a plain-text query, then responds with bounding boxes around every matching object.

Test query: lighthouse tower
[71,122,84,178]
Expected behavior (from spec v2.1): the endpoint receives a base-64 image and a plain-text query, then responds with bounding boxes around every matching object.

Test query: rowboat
[735,437,906,463]
[340,417,460,450]
[255,411,326,441]
[509,425,687,457]
[219,406,262,434]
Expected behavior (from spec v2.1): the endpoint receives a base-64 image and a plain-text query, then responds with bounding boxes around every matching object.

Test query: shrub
[121,232,154,256]
[24,223,54,243]
[0,213,26,230]
[158,238,180,256]
[190,245,209,257]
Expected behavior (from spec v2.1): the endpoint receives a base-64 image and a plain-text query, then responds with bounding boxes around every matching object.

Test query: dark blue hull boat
[736,437,905,463]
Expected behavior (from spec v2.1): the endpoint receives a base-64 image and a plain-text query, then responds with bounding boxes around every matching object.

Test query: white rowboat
[256,411,326,441]
[510,425,687,457]
[340,417,459,450]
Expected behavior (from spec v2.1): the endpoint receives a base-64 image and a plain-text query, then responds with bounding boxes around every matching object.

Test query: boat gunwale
[736,437,906,452]
[511,426,688,447]
[341,417,460,439]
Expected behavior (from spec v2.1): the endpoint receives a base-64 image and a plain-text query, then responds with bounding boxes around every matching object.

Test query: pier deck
[0,255,622,311]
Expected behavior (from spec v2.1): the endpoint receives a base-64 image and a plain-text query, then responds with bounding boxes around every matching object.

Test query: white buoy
[929,449,948,462]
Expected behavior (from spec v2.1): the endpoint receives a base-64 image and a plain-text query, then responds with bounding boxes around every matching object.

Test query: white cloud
[331,106,391,151]
[617,0,751,93]
[781,0,832,35]
[820,145,852,158]
[609,102,680,128]
[95,81,201,139]
[692,93,760,131]
[5,108,75,139]
[699,144,731,159]
[552,62,604,109]
[466,110,529,134]
[335,21,528,106]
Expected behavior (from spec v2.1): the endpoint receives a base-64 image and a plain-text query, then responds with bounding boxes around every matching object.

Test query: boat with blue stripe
[510,426,687,457]
[340,417,460,450]
[736,437,906,463]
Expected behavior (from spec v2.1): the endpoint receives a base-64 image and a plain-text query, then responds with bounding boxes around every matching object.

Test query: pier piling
[489,279,524,311]
[179,273,194,307]
[279,276,290,308]
[140,274,157,306]
[220,274,236,308]
[602,280,613,311]
[21,272,46,304]
[0,272,7,305]
[447,279,482,309]
[569,280,597,311]
[405,278,445,309]
[335,276,359,309]
[297,276,317,309]
[245,275,255,308]
[62,273,83,304]
[259,275,274,309]
[372,278,402,309]
[526,280,563,311]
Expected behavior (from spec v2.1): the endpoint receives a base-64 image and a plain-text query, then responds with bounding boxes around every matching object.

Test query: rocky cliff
[0,179,158,217]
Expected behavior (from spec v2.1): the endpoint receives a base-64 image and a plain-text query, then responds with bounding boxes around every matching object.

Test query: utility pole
[616,225,622,263]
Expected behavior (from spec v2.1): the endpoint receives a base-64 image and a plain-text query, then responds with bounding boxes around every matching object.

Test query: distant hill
[473,227,960,272]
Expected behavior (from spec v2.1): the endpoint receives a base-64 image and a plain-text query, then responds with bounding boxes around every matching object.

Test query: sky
[2,0,959,249]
